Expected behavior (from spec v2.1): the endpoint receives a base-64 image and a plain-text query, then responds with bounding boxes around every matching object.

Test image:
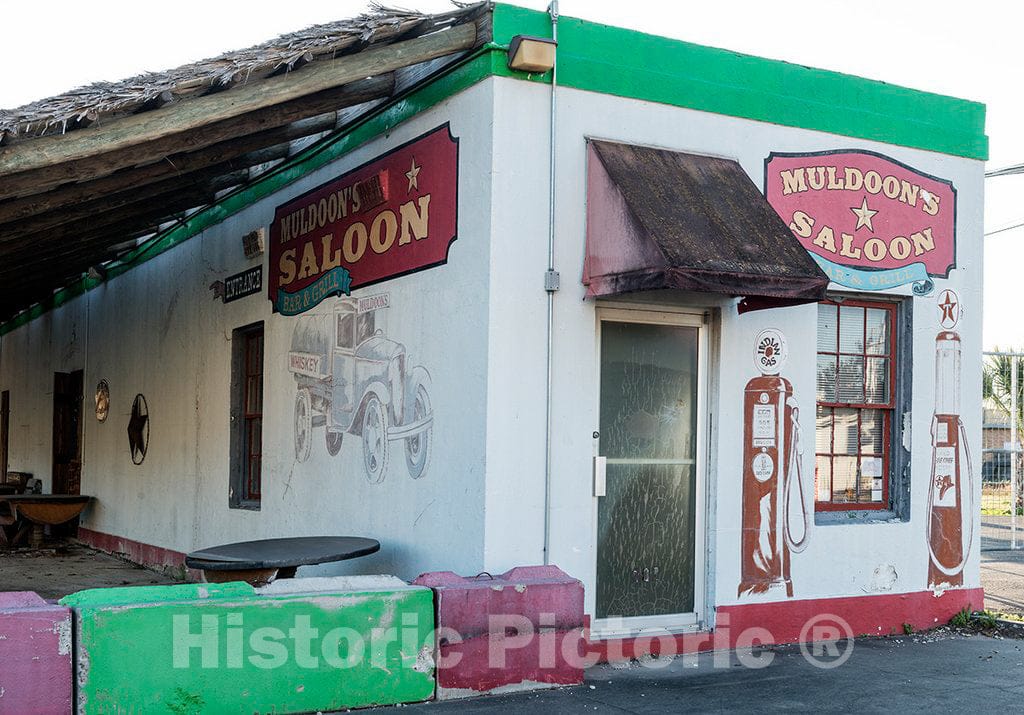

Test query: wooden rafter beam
[0,110,340,227]
[0,143,291,242]
[0,22,478,199]
[2,186,213,270]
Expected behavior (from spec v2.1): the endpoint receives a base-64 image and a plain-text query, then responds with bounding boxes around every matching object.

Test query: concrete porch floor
[0,541,180,600]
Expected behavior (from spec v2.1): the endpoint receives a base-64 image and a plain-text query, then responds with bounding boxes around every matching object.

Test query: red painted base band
[77,527,199,580]
[587,587,985,663]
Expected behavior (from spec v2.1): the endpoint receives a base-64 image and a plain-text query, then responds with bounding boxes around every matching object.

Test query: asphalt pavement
[399,630,1024,713]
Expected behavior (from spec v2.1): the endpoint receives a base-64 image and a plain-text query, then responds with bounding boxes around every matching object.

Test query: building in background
[0,2,987,652]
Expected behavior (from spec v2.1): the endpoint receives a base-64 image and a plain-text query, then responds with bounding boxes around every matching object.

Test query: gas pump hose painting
[739,329,811,598]
[926,290,974,588]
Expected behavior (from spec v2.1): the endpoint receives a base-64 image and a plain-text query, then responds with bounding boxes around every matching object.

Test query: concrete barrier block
[61,576,435,714]
[0,591,73,714]
[413,565,585,699]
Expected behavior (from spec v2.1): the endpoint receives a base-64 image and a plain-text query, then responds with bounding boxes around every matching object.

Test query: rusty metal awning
[583,141,828,308]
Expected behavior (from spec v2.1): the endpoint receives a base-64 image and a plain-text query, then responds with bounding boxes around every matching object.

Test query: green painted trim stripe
[494,4,987,160]
[1,5,986,334]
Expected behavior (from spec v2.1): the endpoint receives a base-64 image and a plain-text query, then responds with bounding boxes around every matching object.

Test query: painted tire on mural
[294,389,313,463]
[405,384,432,479]
[362,395,390,483]
[326,431,344,456]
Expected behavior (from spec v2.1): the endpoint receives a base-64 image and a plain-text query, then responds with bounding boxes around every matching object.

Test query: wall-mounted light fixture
[507,35,557,73]
[242,228,265,259]
[86,265,107,281]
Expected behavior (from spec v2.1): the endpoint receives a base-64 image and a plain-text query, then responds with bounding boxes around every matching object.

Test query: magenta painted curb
[413,565,585,699]
[0,591,73,715]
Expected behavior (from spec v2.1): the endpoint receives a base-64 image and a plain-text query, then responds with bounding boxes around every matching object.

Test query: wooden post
[1,391,9,483]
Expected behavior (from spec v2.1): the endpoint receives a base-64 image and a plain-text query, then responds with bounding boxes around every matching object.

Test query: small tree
[983,349,1024,514]
[983,350,1024,426]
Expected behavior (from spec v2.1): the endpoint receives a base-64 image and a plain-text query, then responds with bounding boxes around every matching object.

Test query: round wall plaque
[95,379,110,422]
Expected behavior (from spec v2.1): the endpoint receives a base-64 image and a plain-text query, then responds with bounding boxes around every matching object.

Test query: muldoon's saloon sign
[269,124,458,315]
[765,150,956,292]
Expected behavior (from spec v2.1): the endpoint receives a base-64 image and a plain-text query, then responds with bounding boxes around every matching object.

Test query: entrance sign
[269,124,459,315]
[765,150,956,293]
[222,266,263,303]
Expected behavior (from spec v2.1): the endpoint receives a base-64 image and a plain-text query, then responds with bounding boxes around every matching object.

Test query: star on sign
[405,158,421,192]
[851,196,879,232]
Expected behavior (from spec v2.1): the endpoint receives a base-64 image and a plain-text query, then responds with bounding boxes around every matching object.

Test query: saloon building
[0,3,986,649]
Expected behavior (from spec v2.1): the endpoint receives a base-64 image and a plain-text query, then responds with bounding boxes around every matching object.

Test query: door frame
[51,370,84,499]
[591,305,710,640]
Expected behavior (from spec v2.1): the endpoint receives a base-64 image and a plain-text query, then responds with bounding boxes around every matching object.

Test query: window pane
[598,321,698,461]
[860,410,883,454]
[817,355,837,402]
[838,355,865,403]
[858,472,877,502]
[337,312,354,348]
[859,453,884,503]
[250,334,263,368]
[815,406,832,453]
[832,456,858,502]
[869,482,883,503]
[248,457,261,498]
[839,305,864,353]
[818,303,838,352]
[246,376,262,414]
[833,408,859,454]
[865,308,890,355]
[816,456,832,501]
[248,418,262,454]
[865,358,889,404]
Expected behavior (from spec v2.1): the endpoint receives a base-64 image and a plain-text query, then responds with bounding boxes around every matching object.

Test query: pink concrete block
[413,565,585,699]
[0,591,73,715]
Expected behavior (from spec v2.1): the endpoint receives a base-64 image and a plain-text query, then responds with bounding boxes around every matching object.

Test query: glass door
[595,310,704,631]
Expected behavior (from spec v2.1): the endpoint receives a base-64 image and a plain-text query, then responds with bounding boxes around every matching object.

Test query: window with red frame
[230,322,264,508]
[241,328,264,501]
[815,300,896,510]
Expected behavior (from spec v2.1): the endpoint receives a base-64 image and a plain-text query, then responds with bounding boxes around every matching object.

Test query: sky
[3,0,1021,348]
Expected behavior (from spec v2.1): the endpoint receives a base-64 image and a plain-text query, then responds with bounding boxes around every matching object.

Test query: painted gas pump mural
[738,329,810,597]
[927,288,974,587]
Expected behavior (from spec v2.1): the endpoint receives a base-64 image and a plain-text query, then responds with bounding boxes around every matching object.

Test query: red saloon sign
[269,124,459,315]
[765,150,956,292]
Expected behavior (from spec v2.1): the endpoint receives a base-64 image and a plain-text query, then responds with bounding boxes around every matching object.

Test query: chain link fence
[981,351,1022,551]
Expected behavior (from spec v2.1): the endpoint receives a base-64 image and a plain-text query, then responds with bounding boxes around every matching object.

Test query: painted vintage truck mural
[288,294,433,483]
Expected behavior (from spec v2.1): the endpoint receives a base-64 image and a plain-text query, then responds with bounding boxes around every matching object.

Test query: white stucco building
[0,3,987,652]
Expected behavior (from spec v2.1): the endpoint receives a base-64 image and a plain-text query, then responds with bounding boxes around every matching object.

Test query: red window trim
[815,299,897,511]
[242,328,263,502]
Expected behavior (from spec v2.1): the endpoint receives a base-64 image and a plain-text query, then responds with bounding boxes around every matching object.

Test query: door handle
[594,456,607,497]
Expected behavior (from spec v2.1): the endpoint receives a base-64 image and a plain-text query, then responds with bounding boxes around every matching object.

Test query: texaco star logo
[128,394,150,465]
[937,289,960,330]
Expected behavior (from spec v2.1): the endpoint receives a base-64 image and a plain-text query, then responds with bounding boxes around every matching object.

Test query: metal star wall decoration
[128,393,150,465]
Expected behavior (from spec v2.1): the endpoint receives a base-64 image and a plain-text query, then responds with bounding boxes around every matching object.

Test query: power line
[987,164,1024,178]
[986,221,1024,237]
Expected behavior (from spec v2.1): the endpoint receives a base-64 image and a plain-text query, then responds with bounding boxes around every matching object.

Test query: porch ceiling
[0,2,492,324]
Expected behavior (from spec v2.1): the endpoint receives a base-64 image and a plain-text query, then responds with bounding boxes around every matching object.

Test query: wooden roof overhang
[0,3,492,324]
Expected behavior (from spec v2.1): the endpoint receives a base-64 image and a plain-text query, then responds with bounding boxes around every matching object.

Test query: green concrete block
[61,576,435,714]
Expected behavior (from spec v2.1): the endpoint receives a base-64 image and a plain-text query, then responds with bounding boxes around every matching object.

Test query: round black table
[185,536,380,585]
